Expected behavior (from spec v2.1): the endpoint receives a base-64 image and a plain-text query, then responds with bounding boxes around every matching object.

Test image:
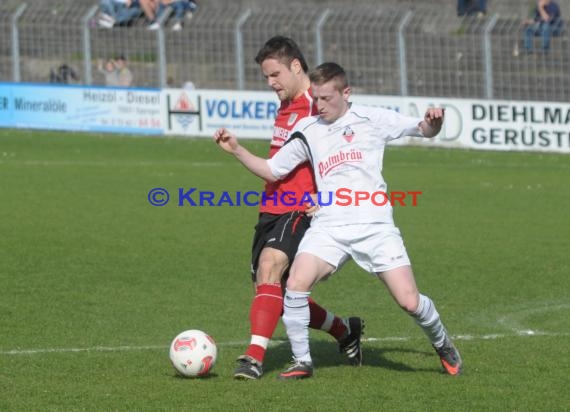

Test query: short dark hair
[309,62,348,91]
[254,36,309,73]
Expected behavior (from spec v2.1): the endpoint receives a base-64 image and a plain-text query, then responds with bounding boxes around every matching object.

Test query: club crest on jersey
[342,126,355,143]
[287,113,298,126]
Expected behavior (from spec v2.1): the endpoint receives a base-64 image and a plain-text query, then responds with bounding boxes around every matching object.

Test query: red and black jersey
[260,90,317,214]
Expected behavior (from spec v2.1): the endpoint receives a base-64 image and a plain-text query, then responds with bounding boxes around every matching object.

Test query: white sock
[282,289,312,362]
[410,294,447,348]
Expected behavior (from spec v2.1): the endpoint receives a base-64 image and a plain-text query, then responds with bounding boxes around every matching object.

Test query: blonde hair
[309,62,348,91]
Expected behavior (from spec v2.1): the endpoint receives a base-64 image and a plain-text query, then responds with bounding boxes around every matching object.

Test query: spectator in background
[97,59,120,86]
[139,0,160,23]
[183,80,196,90]
[49,64,79,84]
[115,55,133,86]
[98,0,142,28]
[523,0,563,53]
[149,0,198,31]
[457,0,487,17]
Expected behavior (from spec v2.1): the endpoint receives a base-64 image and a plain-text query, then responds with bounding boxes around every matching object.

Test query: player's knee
[399,295,420,313]
[256,259,286,283]
[285,270,310,292]
[256,270,282,284]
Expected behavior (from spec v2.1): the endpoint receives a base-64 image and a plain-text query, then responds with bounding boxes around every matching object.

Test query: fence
[0,0,569,102]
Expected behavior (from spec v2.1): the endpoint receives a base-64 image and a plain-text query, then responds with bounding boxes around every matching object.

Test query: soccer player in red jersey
[232,37,364,380]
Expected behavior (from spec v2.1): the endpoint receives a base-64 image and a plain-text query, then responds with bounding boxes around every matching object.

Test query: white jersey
[267,104,424,226]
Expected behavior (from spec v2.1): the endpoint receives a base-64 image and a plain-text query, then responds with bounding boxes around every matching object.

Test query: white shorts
[296,223,411,274]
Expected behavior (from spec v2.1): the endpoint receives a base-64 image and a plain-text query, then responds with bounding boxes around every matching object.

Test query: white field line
[1,331,568,356]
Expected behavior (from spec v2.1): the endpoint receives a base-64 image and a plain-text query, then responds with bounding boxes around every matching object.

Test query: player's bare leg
[377,265,463,376]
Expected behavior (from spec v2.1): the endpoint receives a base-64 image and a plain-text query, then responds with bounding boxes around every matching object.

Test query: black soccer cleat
[338,317,365,366]
[234,355,263,380]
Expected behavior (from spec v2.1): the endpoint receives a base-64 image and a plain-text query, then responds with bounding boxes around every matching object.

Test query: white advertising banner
[163,88,570,154]
[352,96,570,153]
[163,88,278,138]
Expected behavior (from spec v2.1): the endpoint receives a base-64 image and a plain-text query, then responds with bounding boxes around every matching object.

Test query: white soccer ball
[169,329,217,377]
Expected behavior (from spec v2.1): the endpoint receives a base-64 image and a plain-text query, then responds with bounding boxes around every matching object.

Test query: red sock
[245,283,282,363]
[328,317,348,340]
[308,297,347,340]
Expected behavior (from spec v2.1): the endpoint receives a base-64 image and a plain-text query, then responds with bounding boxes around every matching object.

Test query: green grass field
[1,129,569,411]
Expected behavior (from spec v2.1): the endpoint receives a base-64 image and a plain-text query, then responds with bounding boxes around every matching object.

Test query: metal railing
[0,0,569,102]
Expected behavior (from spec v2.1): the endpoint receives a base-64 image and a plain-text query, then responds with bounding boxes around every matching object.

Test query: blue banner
[0,83,163,135]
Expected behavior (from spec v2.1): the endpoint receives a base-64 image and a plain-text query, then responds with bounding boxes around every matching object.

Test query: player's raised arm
[419,108,444,138]
[213,128,278,182]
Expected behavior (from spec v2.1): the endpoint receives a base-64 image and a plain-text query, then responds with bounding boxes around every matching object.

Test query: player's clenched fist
[424,108,444,129]
[214,128,239,154]
[418,108,444,138]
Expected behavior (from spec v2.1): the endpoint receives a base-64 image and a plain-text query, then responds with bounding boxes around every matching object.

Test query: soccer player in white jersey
[214,62,463,379]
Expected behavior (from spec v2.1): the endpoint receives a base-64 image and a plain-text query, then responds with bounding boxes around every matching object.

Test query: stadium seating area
[0,0,568,101]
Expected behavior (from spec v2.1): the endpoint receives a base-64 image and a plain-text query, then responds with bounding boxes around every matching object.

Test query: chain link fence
[0,0,569,102]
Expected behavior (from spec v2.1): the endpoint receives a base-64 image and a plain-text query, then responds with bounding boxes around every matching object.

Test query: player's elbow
[265,173,279,183]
